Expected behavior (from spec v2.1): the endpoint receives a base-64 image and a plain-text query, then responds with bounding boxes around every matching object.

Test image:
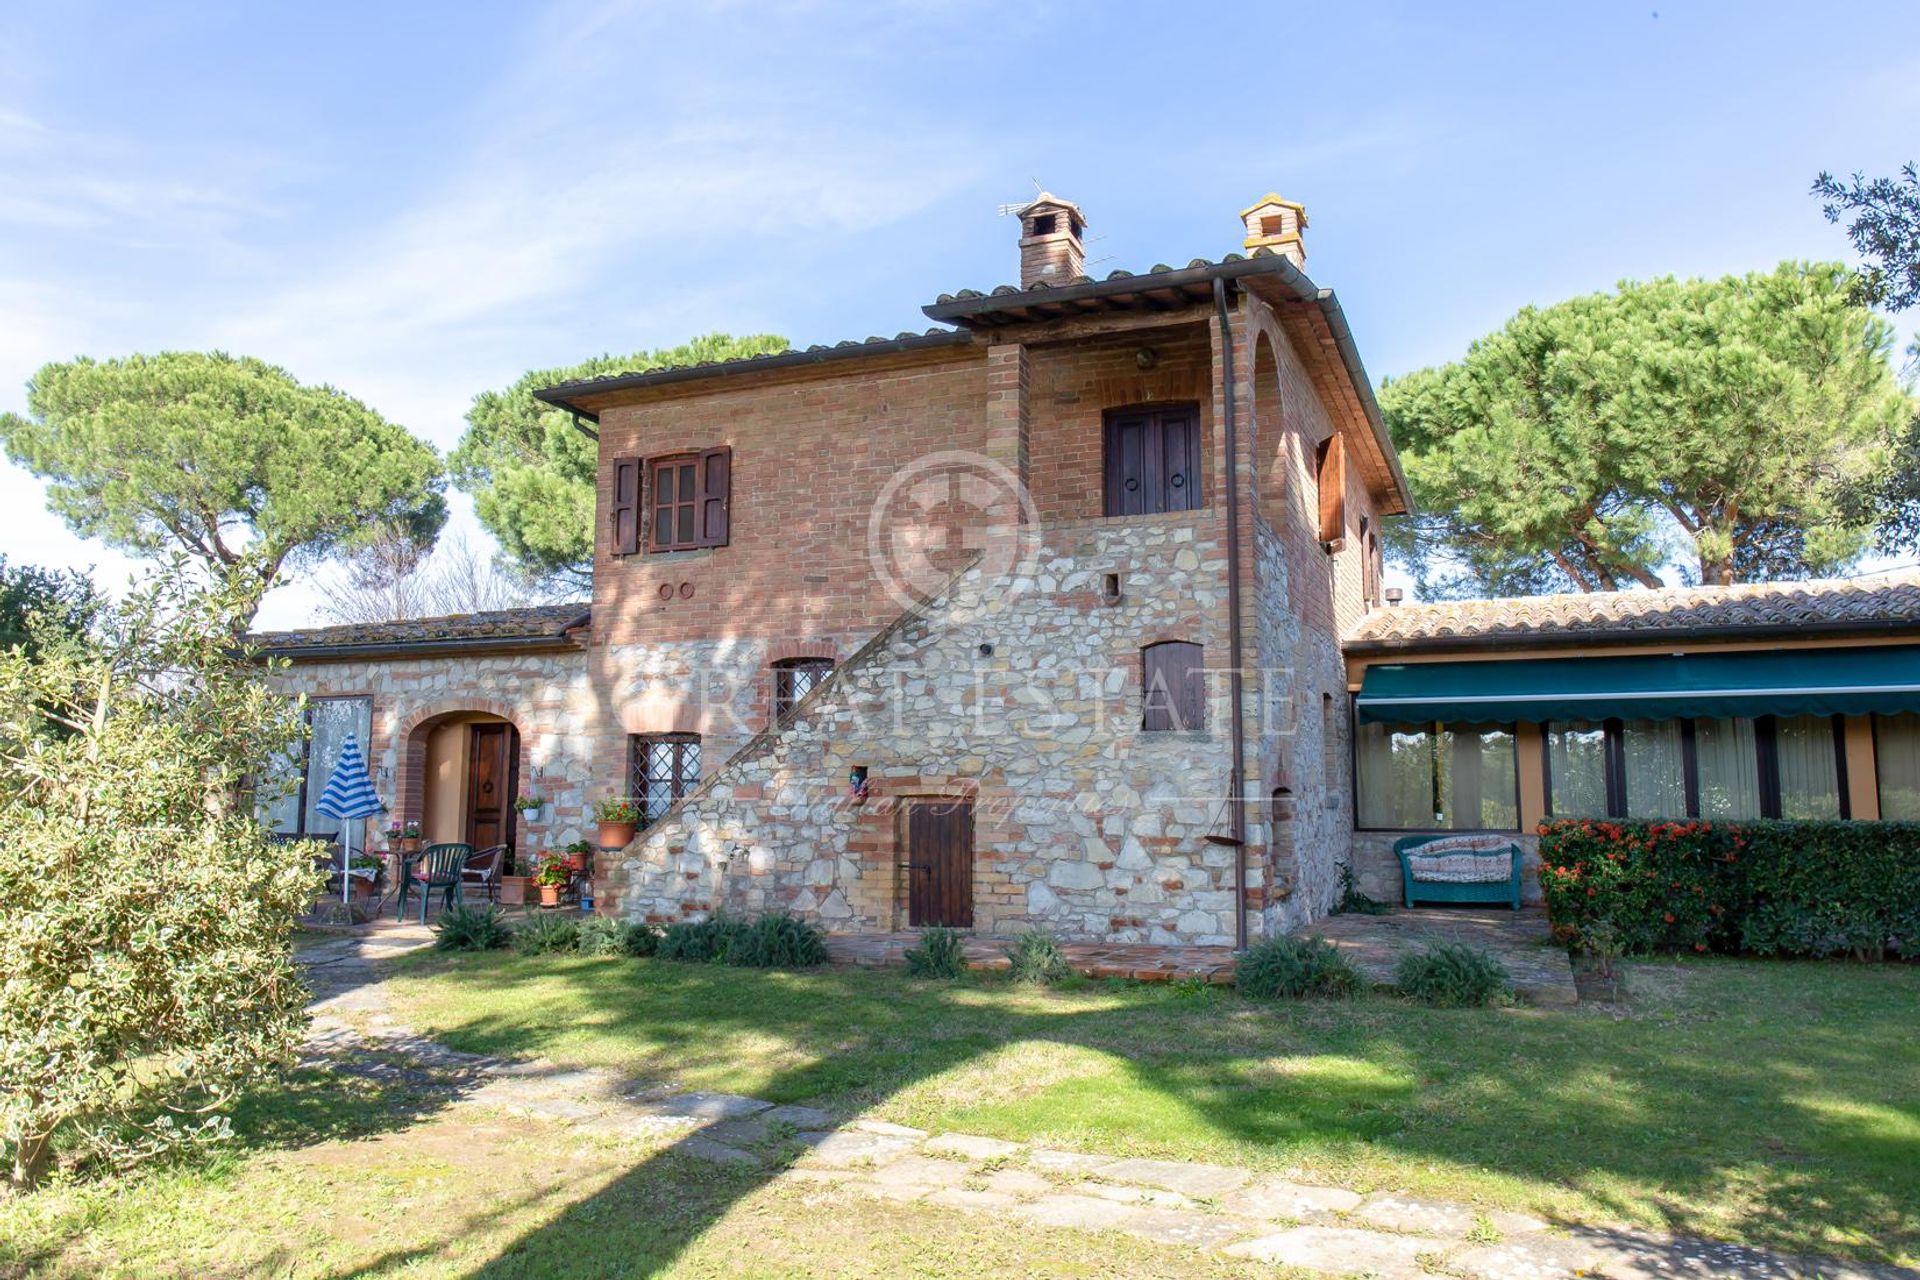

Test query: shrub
[433,905,512,952]
[578,916,659,957]
[723,913,829,969]
[0,570,319,1190]
[657,913,747,964]
[1395,943,1510,1007]
[1235,935,1365,999]
[513,914,581,955]
[1004,930,1072,985]
[1537,819,1920,958]
[904,926,968,979]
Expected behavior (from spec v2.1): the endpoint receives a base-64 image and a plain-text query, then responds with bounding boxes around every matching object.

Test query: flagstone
[924,1132,1023,1161]
[1220,1175,1362,1220]
[795,1129,918,1168]
[1353,1193,1545,1239]
[1225,1226,1438,1278]
[1095,1156,1251,1197]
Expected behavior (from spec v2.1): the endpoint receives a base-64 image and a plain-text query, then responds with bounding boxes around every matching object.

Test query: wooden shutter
[1142,641,1204,732]
[1157,410,1198,512]
[611,456,640,555]
[1315,434,1346,543]
[1105,406,1200,517]
[695,446,731,547]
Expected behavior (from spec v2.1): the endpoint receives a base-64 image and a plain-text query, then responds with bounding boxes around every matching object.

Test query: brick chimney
[1240,193,1308,267]
[1017,193,1085,288]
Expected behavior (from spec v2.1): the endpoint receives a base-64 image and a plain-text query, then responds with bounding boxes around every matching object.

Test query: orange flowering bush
[1538,819,1920,959]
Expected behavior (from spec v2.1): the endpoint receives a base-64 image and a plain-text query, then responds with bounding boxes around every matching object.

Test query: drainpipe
[1213,276,1249,950]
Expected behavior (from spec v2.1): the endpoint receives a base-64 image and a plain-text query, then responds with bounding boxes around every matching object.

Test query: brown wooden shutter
[611,456,640,555]
[1315,434,1346,543]
[1142,641,1204,732]
[695,446,731,547]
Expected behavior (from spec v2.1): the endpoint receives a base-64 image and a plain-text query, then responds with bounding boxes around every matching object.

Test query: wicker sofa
[1392,833,1524,909]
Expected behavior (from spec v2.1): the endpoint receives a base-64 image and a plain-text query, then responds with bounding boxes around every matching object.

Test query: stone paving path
[295,928,1907,1280]
[1303,908,1579,1006]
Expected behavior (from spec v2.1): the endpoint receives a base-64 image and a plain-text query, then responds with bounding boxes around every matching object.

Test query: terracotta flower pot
[565,851,589,873]
[498,875,530,907]
[398,836,421,855]
[597,820,637,849]
[538,884,565,908]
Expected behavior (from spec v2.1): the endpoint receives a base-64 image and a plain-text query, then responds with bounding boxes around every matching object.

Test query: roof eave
[532,330,975,420]
[1343,617,1920,657]
[255,633,584,663]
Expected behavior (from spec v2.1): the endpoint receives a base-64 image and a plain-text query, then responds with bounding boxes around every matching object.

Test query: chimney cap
[1383,587,1405,606]
[1017,191,1084,220]
[1239,192,1308,221]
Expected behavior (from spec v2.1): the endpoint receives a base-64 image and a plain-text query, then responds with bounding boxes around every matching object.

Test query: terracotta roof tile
[1346,574,1920,649]
[250,603,589,656]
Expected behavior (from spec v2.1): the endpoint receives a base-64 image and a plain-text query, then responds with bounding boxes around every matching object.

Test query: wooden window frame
[1141,640,1205,733]
[1541,714,1849,821]
[1103,404,1201,518]
[646,447,731,553]
[772,657,834,720]
[628,732,701,830]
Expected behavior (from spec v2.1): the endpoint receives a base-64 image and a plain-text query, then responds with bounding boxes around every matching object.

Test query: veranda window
[1545,714,1843,820]
[259,696,373,837]
[1355,721,1518,830]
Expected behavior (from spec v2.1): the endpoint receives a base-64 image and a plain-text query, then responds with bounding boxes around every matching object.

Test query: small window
[1030,212,1058,236]
[629,733,700,829]
[1259,214,1286,237]
[648,447,731,552]
[773,657,833,719]
[1314,435,1346,543]
[1105,406,1200,517]
[1141,641,1205,732]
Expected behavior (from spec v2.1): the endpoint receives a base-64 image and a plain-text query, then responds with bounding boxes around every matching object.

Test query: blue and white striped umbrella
[315,736,385,904]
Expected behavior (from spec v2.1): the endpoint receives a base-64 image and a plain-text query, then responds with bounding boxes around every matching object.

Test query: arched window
[772,657,834,719]
[1141,641,1205,732]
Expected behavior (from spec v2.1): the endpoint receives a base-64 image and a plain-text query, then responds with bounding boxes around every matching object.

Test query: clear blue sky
[2,1,1915,626]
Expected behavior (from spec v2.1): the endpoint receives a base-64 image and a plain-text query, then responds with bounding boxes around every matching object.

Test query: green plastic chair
[396,842,473,922]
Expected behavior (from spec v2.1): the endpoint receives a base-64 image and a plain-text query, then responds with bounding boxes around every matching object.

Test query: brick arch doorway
[407,710,523,852]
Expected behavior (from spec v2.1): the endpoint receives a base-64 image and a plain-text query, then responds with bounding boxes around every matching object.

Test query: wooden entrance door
[465,723,517,849]
[907,799,974,928]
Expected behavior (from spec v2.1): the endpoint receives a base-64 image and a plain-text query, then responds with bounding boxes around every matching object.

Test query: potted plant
[514,793,546,823]
[595,797,639,849]
[389,820,422,855]
[498,847,531,907]
[347,852,380,902]
[563,839,593,874]
[532,853,571,908]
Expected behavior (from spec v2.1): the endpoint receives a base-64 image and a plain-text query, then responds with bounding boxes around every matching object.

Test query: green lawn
[3,951,1915,1276]
[372,949,1920,1265]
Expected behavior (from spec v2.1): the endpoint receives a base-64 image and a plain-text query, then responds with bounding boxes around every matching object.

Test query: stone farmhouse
[255,193,1920,948]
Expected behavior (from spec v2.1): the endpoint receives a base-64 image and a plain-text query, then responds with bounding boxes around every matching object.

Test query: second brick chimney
[1017,193,1085,288]
[1240,193,1308,267]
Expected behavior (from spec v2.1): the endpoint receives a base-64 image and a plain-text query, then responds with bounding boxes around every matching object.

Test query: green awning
[1356,646,1920,724]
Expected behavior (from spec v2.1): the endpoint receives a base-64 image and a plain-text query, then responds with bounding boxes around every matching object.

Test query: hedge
[1537,819,1920,959]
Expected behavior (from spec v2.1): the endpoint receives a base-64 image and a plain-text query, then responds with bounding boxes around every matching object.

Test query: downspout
[1213,276,1249,950]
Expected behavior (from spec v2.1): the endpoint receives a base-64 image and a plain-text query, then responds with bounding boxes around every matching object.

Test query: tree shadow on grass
[347,952,1920,1275]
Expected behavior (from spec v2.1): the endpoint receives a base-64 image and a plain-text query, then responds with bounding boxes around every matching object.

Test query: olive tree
[0,559,320,1193]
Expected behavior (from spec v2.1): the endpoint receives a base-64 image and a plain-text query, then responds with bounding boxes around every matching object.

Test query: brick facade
[261,214,1405,946]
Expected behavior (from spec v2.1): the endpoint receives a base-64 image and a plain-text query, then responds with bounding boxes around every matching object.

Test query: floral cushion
[1405,851,1513,884]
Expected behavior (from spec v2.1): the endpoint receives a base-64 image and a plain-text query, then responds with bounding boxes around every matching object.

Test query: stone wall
[265,647,597,854]
[605,514,1246,945]
[1348,830,1545,908]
